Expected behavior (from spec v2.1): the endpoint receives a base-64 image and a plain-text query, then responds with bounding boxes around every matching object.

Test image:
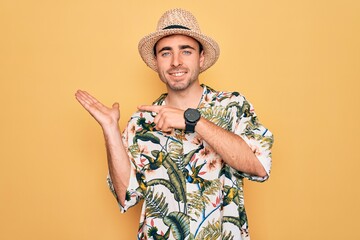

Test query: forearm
[103,124,131,206]
[195,117,267,178]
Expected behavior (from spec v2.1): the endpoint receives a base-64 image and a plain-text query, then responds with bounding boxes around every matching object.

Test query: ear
[199,51,205,68]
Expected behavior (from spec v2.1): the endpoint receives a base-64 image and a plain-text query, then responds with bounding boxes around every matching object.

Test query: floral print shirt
[108,85,273,240]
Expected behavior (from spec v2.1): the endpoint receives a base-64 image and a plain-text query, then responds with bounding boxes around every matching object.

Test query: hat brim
[138,29,220,73]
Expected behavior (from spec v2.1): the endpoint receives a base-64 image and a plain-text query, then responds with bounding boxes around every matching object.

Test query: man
[75,8,273,240]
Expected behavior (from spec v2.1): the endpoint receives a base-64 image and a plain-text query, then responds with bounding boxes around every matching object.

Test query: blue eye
[183,50,192,55]
[161,52,171,57]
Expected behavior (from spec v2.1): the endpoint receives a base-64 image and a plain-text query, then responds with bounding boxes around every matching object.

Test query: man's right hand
[75,90,120,129]
[75,90,130,206]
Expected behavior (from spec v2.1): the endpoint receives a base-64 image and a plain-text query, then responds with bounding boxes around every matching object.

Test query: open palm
[75,90,120,127]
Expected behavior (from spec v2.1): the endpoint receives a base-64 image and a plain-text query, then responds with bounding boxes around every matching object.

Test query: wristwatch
[184,108,201,133]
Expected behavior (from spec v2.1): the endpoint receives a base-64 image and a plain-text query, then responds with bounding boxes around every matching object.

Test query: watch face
[185,108,200,123]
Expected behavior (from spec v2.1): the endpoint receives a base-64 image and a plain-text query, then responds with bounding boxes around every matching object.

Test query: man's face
[154,35,204,91]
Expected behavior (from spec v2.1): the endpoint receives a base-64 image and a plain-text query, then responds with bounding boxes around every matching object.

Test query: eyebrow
[179,45,196,50]
[157,46,172,54]
[157,45,196,54]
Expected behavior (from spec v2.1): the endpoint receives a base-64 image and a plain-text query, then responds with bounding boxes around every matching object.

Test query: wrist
[102,122,121,135]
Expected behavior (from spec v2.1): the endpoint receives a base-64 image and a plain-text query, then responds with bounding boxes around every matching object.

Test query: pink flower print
[250,144,262,157]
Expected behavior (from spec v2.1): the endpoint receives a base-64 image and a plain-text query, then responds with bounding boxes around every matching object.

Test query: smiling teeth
[171,72,185,76]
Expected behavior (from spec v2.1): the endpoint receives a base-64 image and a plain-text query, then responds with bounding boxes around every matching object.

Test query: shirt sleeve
[231,95,274,182]
[106,118,144,213]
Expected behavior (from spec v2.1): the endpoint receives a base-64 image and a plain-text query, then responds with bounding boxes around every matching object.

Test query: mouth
[168,70,187,77]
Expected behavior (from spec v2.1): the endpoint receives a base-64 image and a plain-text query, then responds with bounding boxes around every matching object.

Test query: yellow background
[1,0,359,239]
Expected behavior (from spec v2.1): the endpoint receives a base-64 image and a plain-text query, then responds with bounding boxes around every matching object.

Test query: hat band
[162,25,190,30]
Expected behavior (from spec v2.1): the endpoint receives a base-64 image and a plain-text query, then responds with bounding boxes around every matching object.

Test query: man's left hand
[137,105,186,133]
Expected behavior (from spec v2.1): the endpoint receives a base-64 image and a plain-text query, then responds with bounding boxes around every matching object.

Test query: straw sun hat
[138,8,220,73]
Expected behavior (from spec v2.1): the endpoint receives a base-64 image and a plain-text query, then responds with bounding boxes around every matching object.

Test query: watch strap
[185,122,196,133]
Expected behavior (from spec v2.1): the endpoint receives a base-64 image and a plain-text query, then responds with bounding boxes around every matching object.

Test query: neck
[165,83,203,110]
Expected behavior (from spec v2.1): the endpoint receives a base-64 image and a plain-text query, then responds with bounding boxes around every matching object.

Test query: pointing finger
[137,105,163,113]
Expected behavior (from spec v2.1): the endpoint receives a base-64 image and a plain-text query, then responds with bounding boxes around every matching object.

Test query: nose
[171,52,182,68]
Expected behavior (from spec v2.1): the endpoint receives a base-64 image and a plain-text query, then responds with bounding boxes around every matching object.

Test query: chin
[168,84,189,91]
[165,79,188,90]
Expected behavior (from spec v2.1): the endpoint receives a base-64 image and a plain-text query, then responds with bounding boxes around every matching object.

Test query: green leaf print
[133,132,160,144]
[187,179,221,219]
[168,141,186,172]
[239,207,248,228]
[234,100,252,118]
[223,216,240,228]
[145,189,169,219]
[137,117,156,132]
[195,220,221,240]
[188,233,195,240]
[162,155,187,203]
[168,141,183,160]
[164,211,190,240]
[203,179,221,196]
[148,226,170,240]
[200,107,233,131]
[128,144,140,158]
[147,178,183,202]
[187,190,204,218]
[249,132,273,148]
[219,165,232,179]
[222,231,235,240]
[183,144,204,167]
